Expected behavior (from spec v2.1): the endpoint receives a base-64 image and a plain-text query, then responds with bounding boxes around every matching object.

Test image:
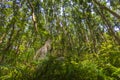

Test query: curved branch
[27,0,38,33]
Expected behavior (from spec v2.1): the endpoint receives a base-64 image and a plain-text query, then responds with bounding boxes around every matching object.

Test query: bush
[33,56,105,80]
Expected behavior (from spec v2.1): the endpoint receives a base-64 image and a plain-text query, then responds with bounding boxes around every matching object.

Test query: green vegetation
[0,0,120,80]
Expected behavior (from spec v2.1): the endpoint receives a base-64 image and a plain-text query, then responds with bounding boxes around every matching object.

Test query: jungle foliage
[0,0,120,80]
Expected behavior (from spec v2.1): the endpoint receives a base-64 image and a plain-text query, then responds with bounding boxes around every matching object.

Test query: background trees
[0,0,120,80]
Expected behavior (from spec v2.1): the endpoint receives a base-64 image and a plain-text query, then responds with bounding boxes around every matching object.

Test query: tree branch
[93,0,120,19]
[0,33,6,44]
[27,0,38,33]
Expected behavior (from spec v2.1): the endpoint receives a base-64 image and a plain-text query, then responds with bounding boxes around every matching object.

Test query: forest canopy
[0,0,120,80]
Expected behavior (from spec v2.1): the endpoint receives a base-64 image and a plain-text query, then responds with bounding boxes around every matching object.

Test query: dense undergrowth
[0,41,120,80]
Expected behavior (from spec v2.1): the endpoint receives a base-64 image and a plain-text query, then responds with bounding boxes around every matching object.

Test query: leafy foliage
[0,0,120,80]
